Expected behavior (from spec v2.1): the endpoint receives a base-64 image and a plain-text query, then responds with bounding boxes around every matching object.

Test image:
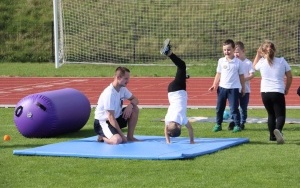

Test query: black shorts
[94,112,128,138]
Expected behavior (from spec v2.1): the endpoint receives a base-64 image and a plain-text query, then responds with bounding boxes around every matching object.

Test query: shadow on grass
[247,140,300,145]
[242,125,300,132]
[56,129,95,139]
[283,126,300,131]
[1,144,47,149]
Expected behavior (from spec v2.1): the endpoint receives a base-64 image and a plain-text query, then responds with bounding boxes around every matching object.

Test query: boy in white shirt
[208,39,245,133]
[228,41,255,130]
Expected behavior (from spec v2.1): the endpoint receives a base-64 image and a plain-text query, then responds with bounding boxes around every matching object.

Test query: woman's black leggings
[261,92,286,136]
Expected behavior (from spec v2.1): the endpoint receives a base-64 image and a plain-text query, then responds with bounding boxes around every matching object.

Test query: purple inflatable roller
[14,88,91,138]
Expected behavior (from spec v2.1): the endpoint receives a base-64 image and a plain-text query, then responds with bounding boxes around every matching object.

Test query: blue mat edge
[180,138,249,159]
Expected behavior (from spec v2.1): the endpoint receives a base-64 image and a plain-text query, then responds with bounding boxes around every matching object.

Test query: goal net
[53,0,300,68]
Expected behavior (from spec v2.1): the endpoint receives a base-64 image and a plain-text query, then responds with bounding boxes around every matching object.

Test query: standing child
[208,39,245,133]
[160,39,194,144]
[253,40,292,144]
[228,41,255,130]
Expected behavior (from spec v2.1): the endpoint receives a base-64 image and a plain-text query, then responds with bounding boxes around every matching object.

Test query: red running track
[0,77,299,108]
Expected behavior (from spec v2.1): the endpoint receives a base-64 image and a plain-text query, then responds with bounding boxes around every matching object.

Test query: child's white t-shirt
[217,57,244,89]
[165,90,188,126]
[241,58,255,93]
[255,57,291,94]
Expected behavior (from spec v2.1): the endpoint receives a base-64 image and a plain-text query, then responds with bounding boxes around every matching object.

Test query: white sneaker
[160,39,171,55]
[274,129,284,144]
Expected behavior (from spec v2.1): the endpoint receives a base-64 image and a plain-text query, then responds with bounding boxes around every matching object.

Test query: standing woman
[253,40,293,144]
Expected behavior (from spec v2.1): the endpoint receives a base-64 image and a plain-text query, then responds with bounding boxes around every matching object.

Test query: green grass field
[1,108,300,187]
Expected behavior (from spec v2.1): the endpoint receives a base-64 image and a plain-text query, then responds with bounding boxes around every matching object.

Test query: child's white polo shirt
[217,57,244,89]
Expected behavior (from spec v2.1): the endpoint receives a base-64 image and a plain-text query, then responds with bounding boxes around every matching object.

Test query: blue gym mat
[13,136,249,160]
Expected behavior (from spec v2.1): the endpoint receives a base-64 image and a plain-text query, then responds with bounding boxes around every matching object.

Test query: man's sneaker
[213,124,222,132]
[274,129,284,144]
[228,121,235,130]
[160,39,171,55]
[232,126,241,133]
[240,123,245,130]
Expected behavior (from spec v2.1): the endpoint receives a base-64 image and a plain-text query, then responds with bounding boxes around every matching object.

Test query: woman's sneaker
[274,129,284,144]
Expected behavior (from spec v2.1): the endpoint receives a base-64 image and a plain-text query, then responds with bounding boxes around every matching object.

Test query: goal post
[53,0,300,68]
[53,0,59,68]
[53,0,66,68]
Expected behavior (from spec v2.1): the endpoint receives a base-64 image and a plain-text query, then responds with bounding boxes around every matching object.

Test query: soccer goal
[53,0,300,68]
